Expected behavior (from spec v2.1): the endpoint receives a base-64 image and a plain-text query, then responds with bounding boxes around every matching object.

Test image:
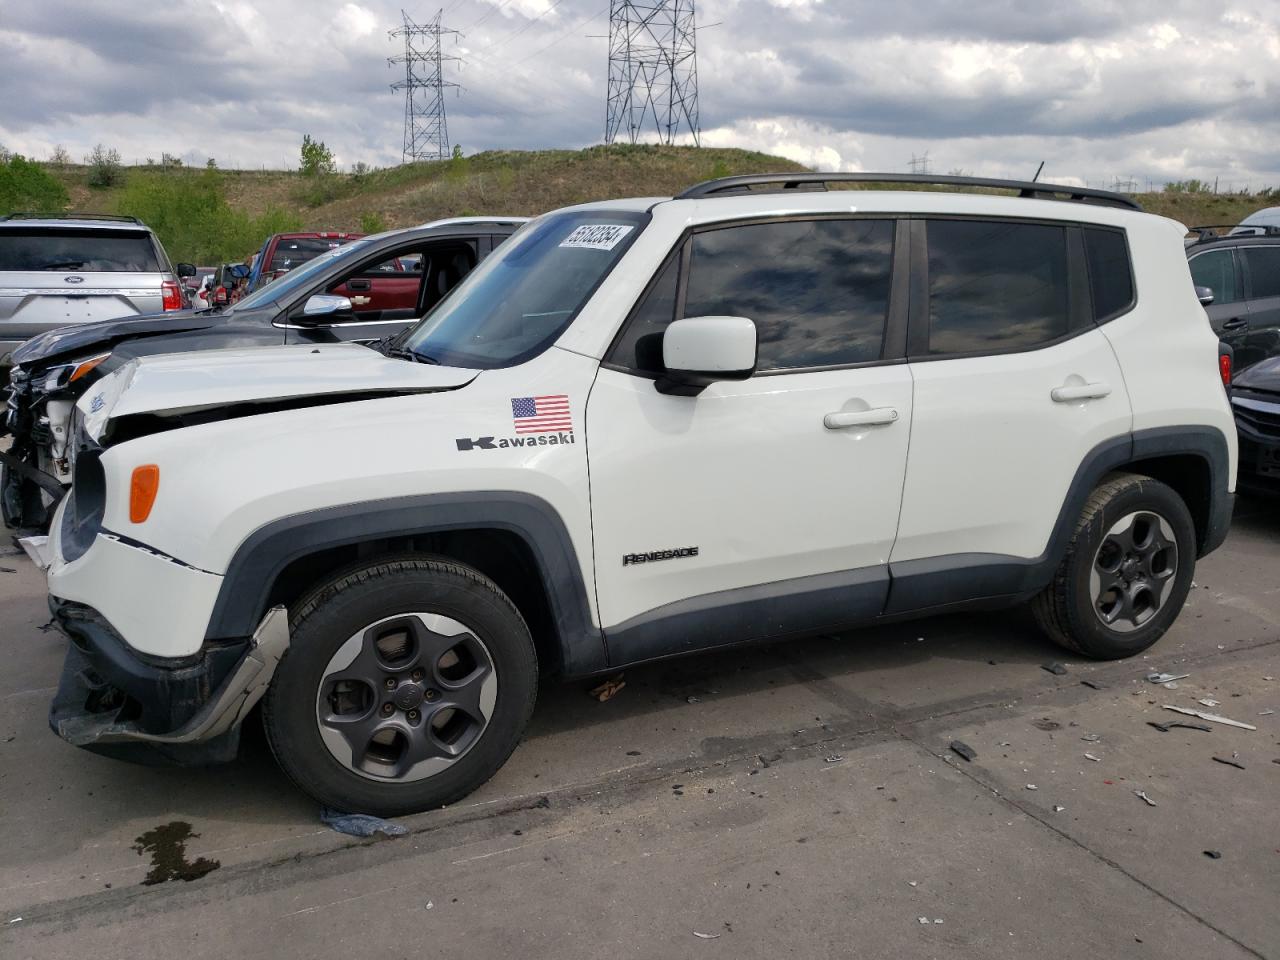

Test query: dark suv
[1186,226,1280,372]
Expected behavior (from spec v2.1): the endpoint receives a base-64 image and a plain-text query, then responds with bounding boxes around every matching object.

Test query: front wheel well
[263,529,562,675]
[1120,453,1212,553]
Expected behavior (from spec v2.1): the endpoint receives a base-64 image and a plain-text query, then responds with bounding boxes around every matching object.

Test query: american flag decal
[511,395,572,434]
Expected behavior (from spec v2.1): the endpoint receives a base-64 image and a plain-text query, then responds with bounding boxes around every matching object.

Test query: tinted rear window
[1243,246,1280,300]
[268,237,350,271]
[926,219,1070,354]
[0,228,160,272]
[1084,227,1134,321]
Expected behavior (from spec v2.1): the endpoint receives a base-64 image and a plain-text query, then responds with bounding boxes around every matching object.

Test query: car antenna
[1031,161,1045,183]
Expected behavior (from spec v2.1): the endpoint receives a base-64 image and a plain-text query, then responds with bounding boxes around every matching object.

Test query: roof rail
[675,173,1143,211]
[1188,223,1280,242]
[0,212,145,224]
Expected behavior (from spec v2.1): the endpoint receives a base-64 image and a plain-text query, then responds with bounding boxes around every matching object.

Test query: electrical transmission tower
[389,9,461,162]
[605,1,700,146]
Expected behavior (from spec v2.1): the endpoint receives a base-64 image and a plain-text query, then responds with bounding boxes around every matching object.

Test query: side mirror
[657,316,757,396]
[175,262,197,278]
[301,294,353,319]
[1195,285,1215,306]
[229,264,250,280]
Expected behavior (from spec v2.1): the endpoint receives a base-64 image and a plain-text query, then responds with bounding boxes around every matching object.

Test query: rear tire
[262,557,538,817]
[1032,472,1196,659]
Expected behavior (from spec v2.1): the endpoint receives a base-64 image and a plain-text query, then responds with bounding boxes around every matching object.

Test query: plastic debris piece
[693,931,721,940]
[1147,672,1189,684]
[1080,678,1107,690]
[949,740,977,762]
[1198,698,1221,708]
[1165,682,1180,690]
[824,755,844,763]
[1147,720,1212,733]
[1053,805,1065,812]
[1211,756,1246,770]
[686,695,701,704]
[1032,718,1061,731]
[426,901,434,910]
[1025,784,1038,790]
[1042,662,1068,676]
[320,808,408,838]
[1080,733,1101,742]
[1084,752,1102,762]
[1203,850,1222,859]
[918,917,930,925]
[589,674,626,702]
[1258,710,1275,716]
[933,918,944,924]
[1162,705,1257,730]
[1134,790,1157,807]
[908,881,918,887]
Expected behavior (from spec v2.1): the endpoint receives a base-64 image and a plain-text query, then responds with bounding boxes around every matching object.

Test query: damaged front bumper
[48,601,289,766]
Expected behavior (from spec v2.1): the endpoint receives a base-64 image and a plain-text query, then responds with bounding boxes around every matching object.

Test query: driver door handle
[1220,317,1249,332]
[824,407,899,429]
[1050,382,1112,403]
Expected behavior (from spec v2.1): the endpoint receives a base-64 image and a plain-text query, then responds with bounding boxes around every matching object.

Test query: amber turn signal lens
[129,465,160,523]
[69,354,109,382]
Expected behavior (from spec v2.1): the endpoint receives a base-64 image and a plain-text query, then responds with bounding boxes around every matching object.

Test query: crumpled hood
[12,309,222,367]
[1233,355,1280,394]
[79,343,479,441]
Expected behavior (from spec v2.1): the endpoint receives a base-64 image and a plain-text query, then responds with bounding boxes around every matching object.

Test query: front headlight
[43,353,110,393]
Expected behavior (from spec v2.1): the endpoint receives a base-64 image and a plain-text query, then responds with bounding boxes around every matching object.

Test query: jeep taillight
[1219,352,1231,388]
[161,280,182,311]
[214,286,228,304]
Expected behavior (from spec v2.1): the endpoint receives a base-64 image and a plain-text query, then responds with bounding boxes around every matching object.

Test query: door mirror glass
[658,316,757,395]
[174,262,197,278]
[1195,285,1215,306]
[228,264,250,280]
[301,293,353,319]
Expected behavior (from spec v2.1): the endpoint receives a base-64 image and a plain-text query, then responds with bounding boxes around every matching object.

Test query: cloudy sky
[1,0,1277,188]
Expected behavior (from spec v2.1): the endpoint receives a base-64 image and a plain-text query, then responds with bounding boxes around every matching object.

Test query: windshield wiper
[383,344,438,365]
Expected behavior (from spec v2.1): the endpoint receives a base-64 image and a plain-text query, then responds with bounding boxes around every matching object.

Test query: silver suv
[0,214,193,375]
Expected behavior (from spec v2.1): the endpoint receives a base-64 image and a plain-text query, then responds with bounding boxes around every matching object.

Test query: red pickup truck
[246,232,363,293]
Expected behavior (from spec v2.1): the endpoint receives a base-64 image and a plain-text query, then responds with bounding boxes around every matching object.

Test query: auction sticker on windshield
[559,224,634,251]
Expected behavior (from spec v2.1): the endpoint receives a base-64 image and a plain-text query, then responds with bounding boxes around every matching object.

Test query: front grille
[1233,398,1280,441]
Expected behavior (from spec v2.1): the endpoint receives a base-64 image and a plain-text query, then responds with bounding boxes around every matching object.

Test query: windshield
[0,228,161,272]
[233,238,372,311]
[402,209,647,368]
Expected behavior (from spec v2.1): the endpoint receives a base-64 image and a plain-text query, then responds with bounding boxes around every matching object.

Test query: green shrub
[86,144,123,188]
[359,212,388,234]
[114,168,302,264]
[0,154,70,212]
[300,134,336,177]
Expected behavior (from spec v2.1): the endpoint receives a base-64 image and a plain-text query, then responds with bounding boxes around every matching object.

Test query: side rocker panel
[204,491,606,676]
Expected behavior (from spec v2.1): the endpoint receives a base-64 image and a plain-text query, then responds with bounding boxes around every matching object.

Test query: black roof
[676,173,1142,211]
[1185,223,1280,249]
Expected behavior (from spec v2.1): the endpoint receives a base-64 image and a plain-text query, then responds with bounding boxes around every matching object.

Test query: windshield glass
[234,239,372,311]
[0,228,160,272]
[402,209,647,368]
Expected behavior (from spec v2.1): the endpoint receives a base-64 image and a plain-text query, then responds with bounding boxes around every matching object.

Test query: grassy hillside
[44,145,1276,263]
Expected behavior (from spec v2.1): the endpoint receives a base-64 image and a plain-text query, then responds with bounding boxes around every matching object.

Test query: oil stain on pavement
[132,822,220,885]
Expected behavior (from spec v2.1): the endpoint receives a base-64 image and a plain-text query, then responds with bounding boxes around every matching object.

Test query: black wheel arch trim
[205,491,605,675]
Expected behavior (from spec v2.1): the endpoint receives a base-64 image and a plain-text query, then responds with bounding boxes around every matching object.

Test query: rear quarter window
[1083,227,1135,321]
[0,228,161,272]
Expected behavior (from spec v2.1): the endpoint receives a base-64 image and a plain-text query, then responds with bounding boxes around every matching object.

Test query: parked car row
[0,174,1260,816]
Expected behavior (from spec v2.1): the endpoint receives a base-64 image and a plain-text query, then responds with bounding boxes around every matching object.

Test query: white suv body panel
[892,326,1132,563]
[586,363,913,627]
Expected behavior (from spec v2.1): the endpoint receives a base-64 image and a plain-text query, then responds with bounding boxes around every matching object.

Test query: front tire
[263,557,537,817]
[1033,472,1196,659]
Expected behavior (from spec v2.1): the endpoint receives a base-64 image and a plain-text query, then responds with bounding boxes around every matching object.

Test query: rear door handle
[1221,317,1249,332]
[1051,382,1112,403]
[824,407,899,429]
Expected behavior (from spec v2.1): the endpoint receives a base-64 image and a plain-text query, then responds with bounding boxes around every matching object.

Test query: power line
[605,0,700,146]
[389,9,463,162]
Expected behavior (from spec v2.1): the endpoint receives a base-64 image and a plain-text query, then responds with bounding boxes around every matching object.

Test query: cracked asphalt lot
[1,502,1277,959]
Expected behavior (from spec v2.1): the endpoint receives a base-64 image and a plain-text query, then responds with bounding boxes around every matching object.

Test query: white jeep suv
[38,174,1237,815]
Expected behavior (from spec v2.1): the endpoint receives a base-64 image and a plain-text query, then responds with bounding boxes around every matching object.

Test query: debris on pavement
[1203,850,1223,859]
[1081,678,1107,690]
[948,740,977,762]
[1053,805,1066,812]
[1147,720,1212,733]
[693,931,721,940]
[589,674,626,702]
[686,695,701,704]
[1211,756,1246,770]
[1042,662,1068,676]
[1134,790,1158,807]
[320,808,408,838]
[1080,733,1101,742]
[1259,710,1275,716]
[824,755,845,763]
[1198,698,1221,707]
[1162,705,1257,730]
[1146,672,1190,684]
[1025,784,1038,790]
[1031,718,1061,731]
[1084,752,1102,762]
